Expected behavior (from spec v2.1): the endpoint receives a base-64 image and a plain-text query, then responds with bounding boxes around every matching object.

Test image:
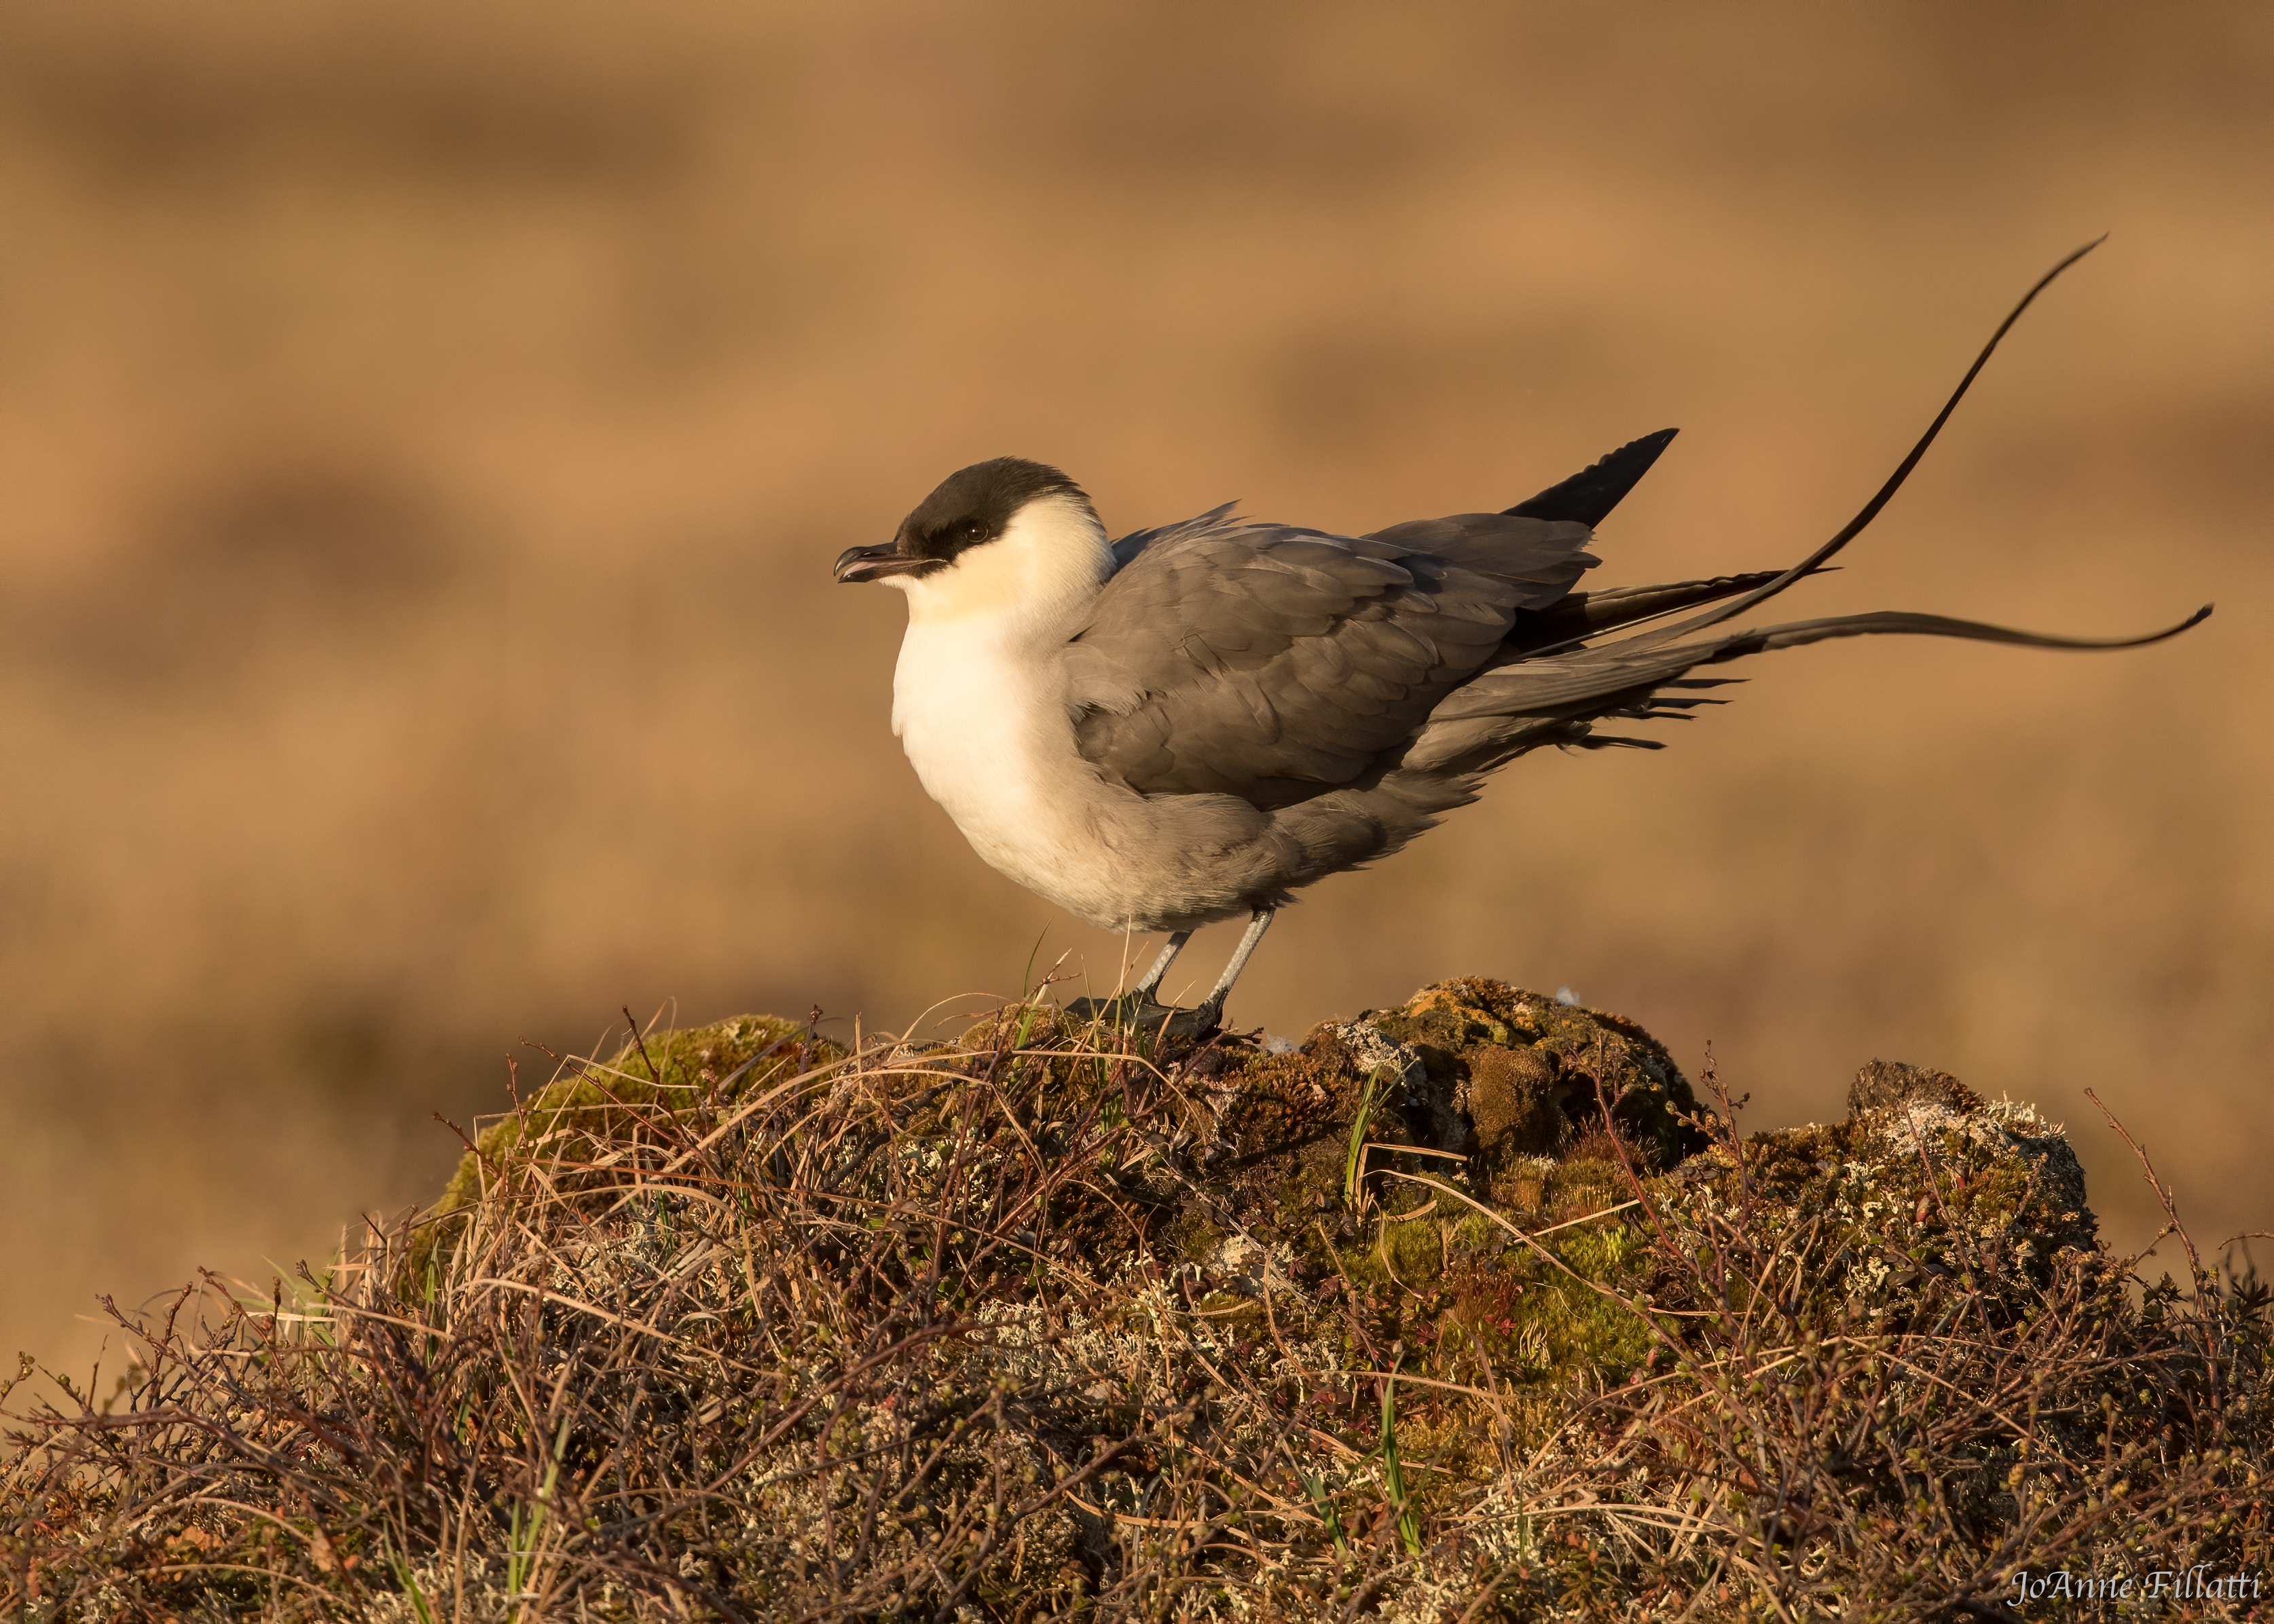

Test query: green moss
[418,1013,836,1249]
[29,978,2245,1624]
[403,991,2096,1443]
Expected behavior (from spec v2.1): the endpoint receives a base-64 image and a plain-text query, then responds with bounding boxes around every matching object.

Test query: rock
[1357,977,1707,1193]
[1848,1056,1985,1115]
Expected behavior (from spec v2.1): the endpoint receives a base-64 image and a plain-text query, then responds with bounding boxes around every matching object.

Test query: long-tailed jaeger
[833,246,2207,1035]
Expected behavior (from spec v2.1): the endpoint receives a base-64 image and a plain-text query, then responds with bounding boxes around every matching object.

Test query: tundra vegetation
[3,980,2266,1620]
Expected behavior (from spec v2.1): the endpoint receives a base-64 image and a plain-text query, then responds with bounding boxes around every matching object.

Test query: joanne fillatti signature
[2006,1564,2262,1607]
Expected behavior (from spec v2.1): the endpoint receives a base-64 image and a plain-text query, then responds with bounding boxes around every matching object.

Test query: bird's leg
[1084,914,1271,1044]
[1131,930,1192,1001]
[1065,930,1192,1031]
[1200,908,1275,1010]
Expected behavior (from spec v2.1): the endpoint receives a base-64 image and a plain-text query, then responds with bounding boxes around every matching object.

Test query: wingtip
[1505,427,1681,528]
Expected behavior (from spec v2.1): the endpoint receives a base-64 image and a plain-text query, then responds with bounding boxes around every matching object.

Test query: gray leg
[1203,908,1275,1007]
[1131,930,1192,999]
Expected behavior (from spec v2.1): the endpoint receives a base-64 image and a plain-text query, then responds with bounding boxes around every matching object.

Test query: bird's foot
[1063,994,1224,1044]
[1160,999,1226,1044]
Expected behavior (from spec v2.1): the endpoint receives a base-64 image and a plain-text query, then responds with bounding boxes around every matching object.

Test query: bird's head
[835,457,1109,628]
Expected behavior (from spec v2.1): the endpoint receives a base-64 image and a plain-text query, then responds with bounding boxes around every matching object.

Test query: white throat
[883,493,1113,646]
[881,494,1129,919]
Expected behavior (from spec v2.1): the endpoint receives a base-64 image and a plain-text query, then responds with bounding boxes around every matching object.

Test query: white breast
[880,493,1141,925]
[892,625,1099,894]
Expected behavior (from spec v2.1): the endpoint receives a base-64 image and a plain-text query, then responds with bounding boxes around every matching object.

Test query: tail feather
[1509,570,1818,656]
[1689,604,2213,665]
[1569,735,1666,751]
[1355,246,2211,867]
[1614,239,2109,655]
[1407,602,2209,777]
[1395,240,2214,779]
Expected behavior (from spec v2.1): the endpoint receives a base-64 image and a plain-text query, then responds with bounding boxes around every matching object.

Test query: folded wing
[1064,510,1594,799]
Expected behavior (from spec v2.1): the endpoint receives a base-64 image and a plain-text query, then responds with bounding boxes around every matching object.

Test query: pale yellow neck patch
[885,493,1113,645]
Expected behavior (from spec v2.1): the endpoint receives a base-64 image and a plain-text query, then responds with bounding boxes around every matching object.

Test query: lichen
[10,984,2262,1624]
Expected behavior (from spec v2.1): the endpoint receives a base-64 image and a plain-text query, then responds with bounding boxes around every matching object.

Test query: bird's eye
[961,520,988,541]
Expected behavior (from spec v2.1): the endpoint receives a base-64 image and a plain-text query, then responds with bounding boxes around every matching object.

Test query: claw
[1062,994,1223,1043]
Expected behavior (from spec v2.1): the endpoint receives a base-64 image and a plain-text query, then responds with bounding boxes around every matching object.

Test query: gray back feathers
[1065,509,1595,801]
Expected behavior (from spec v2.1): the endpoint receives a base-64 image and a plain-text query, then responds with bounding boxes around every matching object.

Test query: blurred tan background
[2,1,2268,1374]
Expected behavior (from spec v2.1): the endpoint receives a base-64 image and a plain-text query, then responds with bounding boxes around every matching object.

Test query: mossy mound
[1672,1069,2102,1327]
[1359,977,1704,1185]
[5,985,2265,1622]
[427,1012,837,1221]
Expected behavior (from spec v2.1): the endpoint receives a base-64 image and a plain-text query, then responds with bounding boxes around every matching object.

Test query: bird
[833,244,2207,1037]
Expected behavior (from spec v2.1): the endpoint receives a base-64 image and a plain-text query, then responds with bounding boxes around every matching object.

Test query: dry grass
[5,984,2264,1620]
[3,1,2273,1382]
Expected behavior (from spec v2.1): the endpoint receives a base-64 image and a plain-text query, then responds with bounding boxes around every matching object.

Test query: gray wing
[1065,507,1596,800]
